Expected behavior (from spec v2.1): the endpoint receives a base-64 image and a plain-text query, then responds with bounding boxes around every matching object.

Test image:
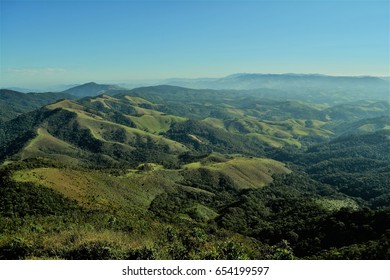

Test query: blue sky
[0,0,389,87]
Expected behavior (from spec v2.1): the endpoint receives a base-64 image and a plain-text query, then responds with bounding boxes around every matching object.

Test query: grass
[183,162,202,169]
[224,108,245,118]
[248,133,301,148]
[11,154,290,228]
[20,128,81,164]
[184,203,219,221]
[90,97,112,109]
[183,156,291,189]
[128,105,163,116]
[202,118,227,129]
[188,134,205,144]
[214,117,334,147]
[127,114,186,134]
[123,95,154,105]
[12,167,168,212]
[46,100,85,111]
[261,119,333,139]
[71,109,188,153]
[0,212,167,259]
[358,124,379,133]
[315,198,359,212]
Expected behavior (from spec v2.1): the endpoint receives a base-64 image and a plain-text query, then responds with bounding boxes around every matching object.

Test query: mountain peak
[83,82,98,86]
[62,82,126,98]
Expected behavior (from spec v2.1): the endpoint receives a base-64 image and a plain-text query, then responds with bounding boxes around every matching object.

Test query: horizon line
[1,72,389,90]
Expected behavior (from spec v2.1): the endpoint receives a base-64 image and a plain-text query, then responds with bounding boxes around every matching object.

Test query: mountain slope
[328,116,390,136]
[0,89,76,121]
[2,85,387,164]
[0,98,188,167]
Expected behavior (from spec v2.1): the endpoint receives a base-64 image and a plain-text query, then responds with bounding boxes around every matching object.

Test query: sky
[0,0,389,88]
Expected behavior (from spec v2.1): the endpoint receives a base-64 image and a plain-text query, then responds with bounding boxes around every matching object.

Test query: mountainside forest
[0,76,389,260]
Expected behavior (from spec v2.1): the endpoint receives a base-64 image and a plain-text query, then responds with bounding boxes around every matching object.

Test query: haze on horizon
[0,0,389,89]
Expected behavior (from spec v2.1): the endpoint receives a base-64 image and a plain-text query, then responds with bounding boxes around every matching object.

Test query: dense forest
[0,82,389,260]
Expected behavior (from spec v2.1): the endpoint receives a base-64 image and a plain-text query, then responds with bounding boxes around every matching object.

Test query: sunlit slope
[203,117,333,148]
[83,94,332,150]
[105,86,388,148]
[80,95,187,134]
[11,154,290,214]
[323,100,390,121]
[327,116,390,136]
[183,155,291,189]
[11,167,175,212]
[1,98,188,166]
[126,114,186,134]
[20,128,80,164]
[70,108,187,153]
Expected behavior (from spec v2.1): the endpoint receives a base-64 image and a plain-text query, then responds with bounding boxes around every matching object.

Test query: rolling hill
[2,84,388,165]
[0,98,188,168]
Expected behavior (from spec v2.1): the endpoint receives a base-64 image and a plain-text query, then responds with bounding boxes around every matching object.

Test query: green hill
[326,116,390,136]
[0,89,76,121]
[0,99,188,168]
[182,156,290,190]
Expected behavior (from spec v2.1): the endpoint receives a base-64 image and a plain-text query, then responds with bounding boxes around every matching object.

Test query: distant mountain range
[162,73,390,99]
[3,73,389,98]
[46,73,386,102]
[1,73,388,123]
[61,74,389,105]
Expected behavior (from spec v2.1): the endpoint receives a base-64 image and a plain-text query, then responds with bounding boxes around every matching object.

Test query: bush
[0,237,33,260]
[66,241,123,260]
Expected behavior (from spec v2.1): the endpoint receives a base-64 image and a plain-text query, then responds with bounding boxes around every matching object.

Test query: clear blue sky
[0,0,389,88]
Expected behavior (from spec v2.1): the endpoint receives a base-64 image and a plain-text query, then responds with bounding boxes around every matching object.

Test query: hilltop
[62,82,126,97]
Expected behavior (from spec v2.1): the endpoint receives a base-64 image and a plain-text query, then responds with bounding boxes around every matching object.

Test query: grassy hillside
[12,167,167,212]
[326,116,390,136]
[183,156,290,189]
[0,98,189,168]
[106,86,388,148]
